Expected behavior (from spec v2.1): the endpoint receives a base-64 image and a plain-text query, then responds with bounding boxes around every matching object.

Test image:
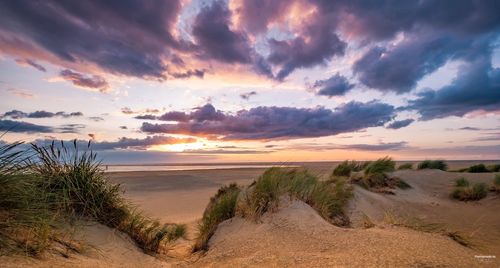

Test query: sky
[0,0,499,164]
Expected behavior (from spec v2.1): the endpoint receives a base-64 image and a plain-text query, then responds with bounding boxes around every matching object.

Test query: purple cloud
[313,74,355,97]
[60,69,109,92]
[386,119,415,129]
[140,101,395,140]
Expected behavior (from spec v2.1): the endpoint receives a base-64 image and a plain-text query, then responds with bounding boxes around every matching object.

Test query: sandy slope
[187,200,486,267]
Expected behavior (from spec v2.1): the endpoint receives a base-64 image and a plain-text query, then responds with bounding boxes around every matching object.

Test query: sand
[2,163,499,267]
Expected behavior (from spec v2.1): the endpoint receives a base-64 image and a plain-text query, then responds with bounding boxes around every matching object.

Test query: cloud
[170,69,205,79]
[15,58,46,72]
[122,107,161,115]
[267,11,346,80]
[88,135,196,151]
[2,110,83,119]
[472,132,500,142]
[0,1,185,78]
[27,135,196,152]
[181,149,273,154]
[134,114,158,120]
[6,88,35,99]
[59,69,109,92]
[58,124,86,133]
[192,1,252,64]
[88,116,105,122]
[313,73,355,97]
[236,0,290,34]
[406,55,500,120]
[0,119,53,133]
[386,119,414,129]
[140,101,395,140]
[119,126,128,130]
[287,141,409,151]
[240,91,257,100]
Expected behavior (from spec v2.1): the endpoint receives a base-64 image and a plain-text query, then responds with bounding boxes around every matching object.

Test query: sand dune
[2,167,499,267]
[188,200,481,267]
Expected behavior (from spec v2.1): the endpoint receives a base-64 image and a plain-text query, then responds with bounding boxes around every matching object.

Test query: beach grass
[417,160,448,171]
[0,140,185,256]
[451,182,488,201]
[332,160,371,177]
[193,183,240,252]
[455,177,470,187]
[350,157,410,190]
[238,168,353,226]
[397,163,413,170]
[492,174,500,193]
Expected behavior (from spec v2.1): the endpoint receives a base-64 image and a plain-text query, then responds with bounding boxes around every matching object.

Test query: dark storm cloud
[140,101,395,140]
[192,1,252,64]
[237,0,289,34]
[0,0,186,78]
[15,58,46,72]
[406,55,500,120]
[267,13,346,80]
[60,69,109,92]
[0,119,53,133]
[240,91,257,100]
[386,119,415,129]
[2,110,83,119]
[313,74,355,97]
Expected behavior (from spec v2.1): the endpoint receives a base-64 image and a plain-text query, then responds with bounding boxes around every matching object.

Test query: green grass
[487,164,500,172]
[466,164,489,173]
[397,163,413,170]
[193,183,240,252]
[332,161,354,177]
[238,168,353,226]
[364,156,395,175]
[0,142,55,255]
[417,160,448,171]
[0,140,185,256]
[492,174,500,193]
[331,160,371,177]
[455,177,470,187]
[349,157,410,191]
[451,182,488,201]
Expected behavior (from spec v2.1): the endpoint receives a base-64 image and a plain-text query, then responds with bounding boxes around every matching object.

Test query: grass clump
[239,168,353,226]
[466,164,489,173]
[397,163,413,170]
[364,156,395,174]
[491,174,500,193]
[193,183,240,252]
[451,182,488,201]
[350,157,410,191]
[417,160,447,171]
[332,160,371,177]
[0,142,54,255]
[455,177,470,187]
[487,164,500,172]
[1,140,185,256]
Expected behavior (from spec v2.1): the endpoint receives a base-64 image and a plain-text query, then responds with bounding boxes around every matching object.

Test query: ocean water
[104,164,296,172]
